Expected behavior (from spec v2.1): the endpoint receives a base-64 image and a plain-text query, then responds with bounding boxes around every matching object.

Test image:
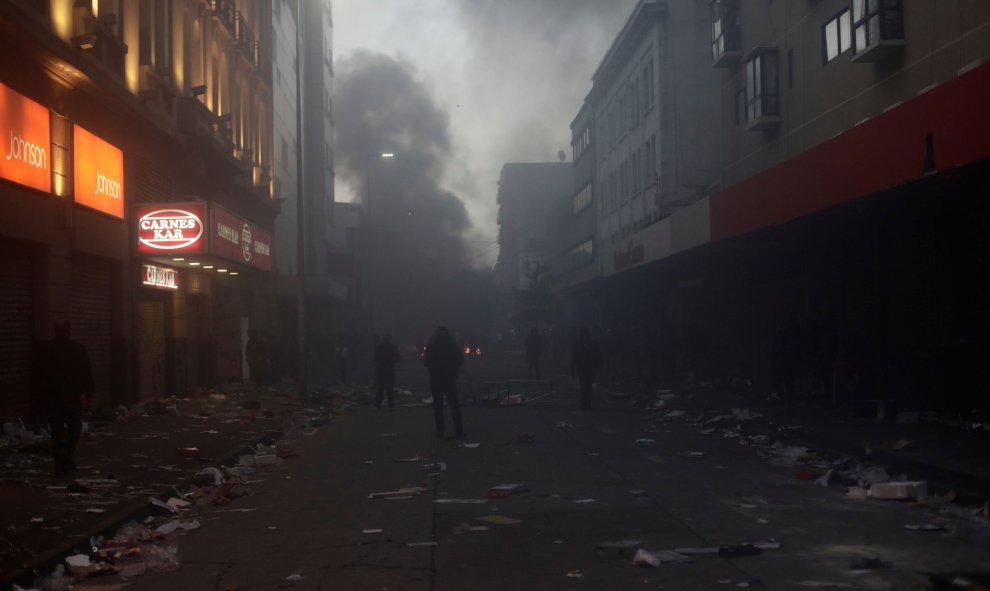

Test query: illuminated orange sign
[74,124,124,219]
[0,81,51,193]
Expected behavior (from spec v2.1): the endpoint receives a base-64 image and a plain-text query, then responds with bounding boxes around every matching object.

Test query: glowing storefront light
[74,125,125,218]
[0,81,51,193]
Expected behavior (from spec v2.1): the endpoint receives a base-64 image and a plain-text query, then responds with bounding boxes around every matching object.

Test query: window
[745,48,780,128]
[572,184,592,215]
[823,9,851,62]
[734,88,746,124]
[711,0,741,67]
[852,0,904,60]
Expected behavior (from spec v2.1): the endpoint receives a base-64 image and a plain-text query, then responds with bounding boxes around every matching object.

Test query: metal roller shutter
[71,255,113,407]
[136,300,166,400]
[0,243,34,418]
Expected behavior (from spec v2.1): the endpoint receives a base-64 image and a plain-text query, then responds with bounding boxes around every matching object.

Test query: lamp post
[364,152,394,333]
[295,0,307,399]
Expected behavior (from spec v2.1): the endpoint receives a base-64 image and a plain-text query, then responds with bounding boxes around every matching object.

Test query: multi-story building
[548,0,990,411]
[560,0,719,335]
[271,0,339,384]
[698,0,990,408]
[494,162,572,332]
[0,0,276,416]
[544,102,598,334]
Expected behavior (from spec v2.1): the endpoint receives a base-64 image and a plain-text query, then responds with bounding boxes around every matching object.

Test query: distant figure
[570,327,603,411]
[374,334,401,410]
[424,326,465,438]
[524,327,544,379]
[32,321,94,474]
[245,329,265,385]
[334,334,349,385]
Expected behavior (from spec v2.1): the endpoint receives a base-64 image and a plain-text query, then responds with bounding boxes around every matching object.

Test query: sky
[333,0,638,267]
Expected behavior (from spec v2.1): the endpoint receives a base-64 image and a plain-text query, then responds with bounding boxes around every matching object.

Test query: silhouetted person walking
[524,327,544,379]
[570,327,603,411]
[374,334,401,410]
[424,326,465,438]
[32,321,93,474]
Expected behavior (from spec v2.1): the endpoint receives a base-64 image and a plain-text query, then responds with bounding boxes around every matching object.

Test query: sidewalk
[604,380,990,503]
[0,384,320,586]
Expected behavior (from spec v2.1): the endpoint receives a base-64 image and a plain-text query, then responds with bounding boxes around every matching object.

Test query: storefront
[133,201,274,389]
[0,76,129,416]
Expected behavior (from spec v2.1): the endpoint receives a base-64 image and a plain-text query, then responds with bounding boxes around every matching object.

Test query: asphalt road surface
[129,371,989,590]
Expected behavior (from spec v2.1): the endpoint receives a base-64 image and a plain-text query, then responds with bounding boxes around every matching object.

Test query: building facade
[271,0,340,385]
[0,0,276,418]
[548,0,990,411]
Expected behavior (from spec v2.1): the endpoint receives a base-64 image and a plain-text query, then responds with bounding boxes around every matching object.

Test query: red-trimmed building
[557,0,990,411]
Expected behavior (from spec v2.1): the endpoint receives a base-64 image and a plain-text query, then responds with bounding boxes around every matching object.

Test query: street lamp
[365,152,394,333]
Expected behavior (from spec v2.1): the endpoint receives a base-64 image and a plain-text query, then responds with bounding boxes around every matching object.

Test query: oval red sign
[138,208,205,250]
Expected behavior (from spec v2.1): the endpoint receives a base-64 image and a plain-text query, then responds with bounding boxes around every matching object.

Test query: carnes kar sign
[135,203,207,255]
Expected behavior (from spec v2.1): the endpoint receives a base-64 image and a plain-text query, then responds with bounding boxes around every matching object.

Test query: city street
[83,367,989,590]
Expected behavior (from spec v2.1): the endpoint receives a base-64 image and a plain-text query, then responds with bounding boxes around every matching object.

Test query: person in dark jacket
[424,326,465,437]
[374,334,401,410]
[570,327,603,411]
[32,321,93,474]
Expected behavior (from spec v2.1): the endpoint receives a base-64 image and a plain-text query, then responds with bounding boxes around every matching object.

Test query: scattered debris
[633,549,692,567]
[487,483,530,498]
[433,498,488,504]
[476,515,522,525]
[869,481,927,500]
[596,540,641,559]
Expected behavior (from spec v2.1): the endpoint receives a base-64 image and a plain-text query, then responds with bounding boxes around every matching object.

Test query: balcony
[234,12,258,67]
[850,0,905,63]
[711,0,741,68]
[177,96,216,139]
[210,0,237,36]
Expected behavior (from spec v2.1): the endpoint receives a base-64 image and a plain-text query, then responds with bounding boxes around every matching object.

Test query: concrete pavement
[100,386,989,591]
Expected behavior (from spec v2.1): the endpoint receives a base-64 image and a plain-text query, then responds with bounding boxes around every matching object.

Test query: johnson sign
[0,81,51,193]
[135,202,208,255]
[74,125,125,218]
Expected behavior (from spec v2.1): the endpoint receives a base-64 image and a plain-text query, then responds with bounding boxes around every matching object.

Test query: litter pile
[643,398,990,545]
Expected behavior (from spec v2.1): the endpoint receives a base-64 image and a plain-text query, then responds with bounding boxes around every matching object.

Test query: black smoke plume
[335,51,493,343]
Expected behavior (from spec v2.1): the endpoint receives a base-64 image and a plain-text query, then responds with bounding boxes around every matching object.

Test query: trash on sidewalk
[362,528,383,534]
[174,447,200,458]
[633,549,692,567]
[565,570,584,579]
[393,456,430,463]
[556,421,574,428]
[407,541,438,547]
[678,451,707,458]
[869,481,927,500]
[596,540,641,559]
[476,515,522,525]
[674,546,720,555]
[635,438,657,447]
[718,544,761,558]
[487,483,530,498]
[847,487,870,500]
[422,462,447,472]
[849,557,892,570]
[891,439,911,450]
[904,523,946,531]
[368,486,427,499]
[732,408,762,421]
[717,579,763,588]
[433,498,488,504]
[453,522,489,534]
[814,470,834,487]
[795,469,821,481]
[574,498,598,503]
[457,442,480,449]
